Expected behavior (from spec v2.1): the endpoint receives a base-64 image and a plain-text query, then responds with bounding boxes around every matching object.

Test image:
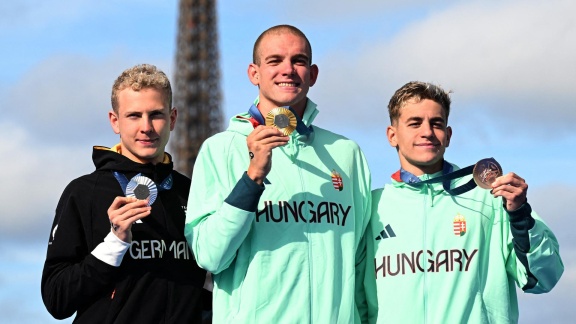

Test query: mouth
[137,138,158,145]
[416,143,439,149]
[277,82,300,87]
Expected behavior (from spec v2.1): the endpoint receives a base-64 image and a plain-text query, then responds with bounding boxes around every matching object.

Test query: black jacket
[41,146,207,323]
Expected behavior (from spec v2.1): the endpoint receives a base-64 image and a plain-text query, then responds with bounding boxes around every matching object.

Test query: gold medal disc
[472,158,503,189]
[265,107,297,135]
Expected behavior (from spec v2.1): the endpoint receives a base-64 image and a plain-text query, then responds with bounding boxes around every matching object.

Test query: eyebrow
[264,53,310,63]
[404,116,423,123]
[403,116,446,123]
[122,108,166,116]
[292,53,310,62]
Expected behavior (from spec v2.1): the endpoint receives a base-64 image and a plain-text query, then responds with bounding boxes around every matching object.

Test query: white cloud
[313,0,576,132]
[0,122,93,240]
[384,0,576,98]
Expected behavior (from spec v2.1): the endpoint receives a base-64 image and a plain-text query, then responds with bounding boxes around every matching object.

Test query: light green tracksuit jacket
[185,99,372,323]
[368,162,563,324]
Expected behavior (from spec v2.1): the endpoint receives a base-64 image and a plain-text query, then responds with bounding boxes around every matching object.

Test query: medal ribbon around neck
[248,104,312,136]
[400,158,502,196]
[112,172,173,206]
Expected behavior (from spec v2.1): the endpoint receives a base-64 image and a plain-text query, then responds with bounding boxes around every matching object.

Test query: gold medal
[472,158,503,189]
[265,107,297,135]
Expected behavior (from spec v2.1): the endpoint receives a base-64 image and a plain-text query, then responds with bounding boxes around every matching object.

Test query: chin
[136,151,161,161]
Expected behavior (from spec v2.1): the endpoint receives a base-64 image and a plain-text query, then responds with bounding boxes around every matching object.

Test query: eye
[150,111,165,119]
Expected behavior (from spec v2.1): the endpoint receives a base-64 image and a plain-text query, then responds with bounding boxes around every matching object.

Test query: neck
[399,160,444,176]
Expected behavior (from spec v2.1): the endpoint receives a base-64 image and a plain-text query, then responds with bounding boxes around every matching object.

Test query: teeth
[278,82,297,87]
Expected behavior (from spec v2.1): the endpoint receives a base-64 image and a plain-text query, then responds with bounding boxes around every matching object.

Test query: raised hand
[491,172,528,211]
[246,125,289,185]
[108,196,151,242]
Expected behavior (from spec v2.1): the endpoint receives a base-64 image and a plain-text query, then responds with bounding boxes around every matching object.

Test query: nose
[140,115,154,133]
[280,60,295,75]
[420,122,434,138]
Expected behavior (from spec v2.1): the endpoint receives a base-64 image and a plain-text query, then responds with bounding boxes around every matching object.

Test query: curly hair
[388,81,452,125]
[111,64,172,112]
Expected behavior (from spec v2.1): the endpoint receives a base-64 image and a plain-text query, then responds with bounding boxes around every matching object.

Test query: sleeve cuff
[224,172,265,212]
[91,231,131,267]
[507,202,535,230]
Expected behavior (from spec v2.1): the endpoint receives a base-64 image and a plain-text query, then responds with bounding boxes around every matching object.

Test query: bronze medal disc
[265,107,297,135]
[473,158,503,189]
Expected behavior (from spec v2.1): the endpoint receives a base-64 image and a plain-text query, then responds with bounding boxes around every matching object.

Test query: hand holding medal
[246,107,291,185]
[480,159,528,211]
[107,196,151,242]
[108,174,157,242]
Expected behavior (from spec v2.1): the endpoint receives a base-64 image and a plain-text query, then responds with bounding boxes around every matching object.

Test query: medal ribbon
[248,104,313,136]
[400,162,477,195]
[112,172,173,195]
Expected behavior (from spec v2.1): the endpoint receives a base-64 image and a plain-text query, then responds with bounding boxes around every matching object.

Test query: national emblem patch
[453,213,466,236]
[331,169,343,191]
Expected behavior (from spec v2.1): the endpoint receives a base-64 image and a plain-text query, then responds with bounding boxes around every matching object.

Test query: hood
[92,144,174,183]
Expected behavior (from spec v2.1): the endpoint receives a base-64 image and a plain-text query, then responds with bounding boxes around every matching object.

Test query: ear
[169,108,178,131]
[248,63,260,86]
[109,110,120,134]
[387,125,398,147]
[309,64,319,87]
[445,125,452,147]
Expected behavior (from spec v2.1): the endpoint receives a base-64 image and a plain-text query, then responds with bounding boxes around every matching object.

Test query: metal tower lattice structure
[171,0,222,176]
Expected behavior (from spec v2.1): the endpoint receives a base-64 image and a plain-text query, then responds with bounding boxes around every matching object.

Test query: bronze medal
[472,158,503,189]
[265,107,297,135]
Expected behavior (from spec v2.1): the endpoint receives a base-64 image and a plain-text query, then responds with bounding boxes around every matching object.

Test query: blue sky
[1,0,574,322]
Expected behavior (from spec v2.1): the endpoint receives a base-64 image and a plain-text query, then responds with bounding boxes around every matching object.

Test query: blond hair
[111,64,172,112]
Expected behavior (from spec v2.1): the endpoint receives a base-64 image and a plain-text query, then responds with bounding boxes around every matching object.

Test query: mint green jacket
[368,163,563,324]
[185,99,372,323]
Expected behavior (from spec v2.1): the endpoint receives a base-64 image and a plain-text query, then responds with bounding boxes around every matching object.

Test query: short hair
[388,81,452,125]
[111,64,172,113]
[252,24,312,65]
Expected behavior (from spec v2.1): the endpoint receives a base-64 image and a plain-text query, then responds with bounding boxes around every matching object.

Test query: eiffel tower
[171,0,222,176]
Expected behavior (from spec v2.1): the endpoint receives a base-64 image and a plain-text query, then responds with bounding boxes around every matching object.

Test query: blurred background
[0,0,574,322]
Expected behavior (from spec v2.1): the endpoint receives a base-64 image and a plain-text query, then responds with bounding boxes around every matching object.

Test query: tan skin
[245,31,319,184]
[107,87,176,242]
[388,98,528,211]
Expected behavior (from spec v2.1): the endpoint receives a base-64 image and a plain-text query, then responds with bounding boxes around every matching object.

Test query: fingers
[491,172,525,188]
[248,126,289,147]
[108,196,151,242]
[490,172,528,211]
[246,126,288,183]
